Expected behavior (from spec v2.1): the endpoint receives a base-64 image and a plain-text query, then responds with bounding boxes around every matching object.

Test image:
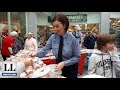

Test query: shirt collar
[55,31,68,39]
[62,32,68,38]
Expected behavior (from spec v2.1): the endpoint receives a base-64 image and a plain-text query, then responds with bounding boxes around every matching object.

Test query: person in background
[42,27,54,46]
[24,32,38,52]
[42,27,47,46]
[1,31,8,39]
[1,32,14,61]
[31,14,80,78]
[83,31,96,49]
[72,25,82,44]
[1,27,9,42]
[17,33,25,50]
[12,31,23,55]
[109,25,116,34]
[88,34,120,78]
[24,34,28,42]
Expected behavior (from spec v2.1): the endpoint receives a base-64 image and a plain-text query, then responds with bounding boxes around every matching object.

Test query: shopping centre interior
[0,12,120,48]
[1,12,120,78]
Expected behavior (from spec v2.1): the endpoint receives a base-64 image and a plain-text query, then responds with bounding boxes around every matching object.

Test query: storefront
[0,12,27,50]
[0,12,26,37]
[110,12,120,49]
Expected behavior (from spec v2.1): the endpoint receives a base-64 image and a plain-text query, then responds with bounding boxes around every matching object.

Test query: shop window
[37,25,54,48]
[110,18,120,49]
[10,12,26,38]
[0,12,8,50]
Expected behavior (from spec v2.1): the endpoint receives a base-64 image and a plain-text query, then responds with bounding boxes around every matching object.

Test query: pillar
[26,12,37,39]
[99,12,110,34]
[8,12,11,34]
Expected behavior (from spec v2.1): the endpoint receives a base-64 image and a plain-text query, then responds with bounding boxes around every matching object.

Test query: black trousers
[2,55,10,61]
[62,63,78,78]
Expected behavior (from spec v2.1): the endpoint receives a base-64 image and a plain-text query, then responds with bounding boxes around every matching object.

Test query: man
[17,33,25,50]
[83,31,96,49]
[24,32,38,52]
[11,31,23,55]
[72,25,82,44]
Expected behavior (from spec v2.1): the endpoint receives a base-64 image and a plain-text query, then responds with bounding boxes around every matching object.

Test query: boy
[88,34,120,78]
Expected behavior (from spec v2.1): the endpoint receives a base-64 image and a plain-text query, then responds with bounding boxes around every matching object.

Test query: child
[88,34,120,78]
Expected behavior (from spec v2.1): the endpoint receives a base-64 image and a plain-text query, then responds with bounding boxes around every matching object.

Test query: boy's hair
[97,34,115,50]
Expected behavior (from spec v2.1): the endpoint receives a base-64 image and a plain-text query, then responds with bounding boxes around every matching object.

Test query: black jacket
[83,35,96,49]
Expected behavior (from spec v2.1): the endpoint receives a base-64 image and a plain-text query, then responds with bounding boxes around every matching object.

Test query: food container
[33,63,40,70]
[41,57,50,60]
[48,64,62,78]
[32,57,39,63]
[33,66,50,78]
[49,56,56,60]
[38,60,44,67]
[28,73,33,78]
[55,75,66,78]
[9,56,15,61]
[25,66,33,74]
[20,72,28,78]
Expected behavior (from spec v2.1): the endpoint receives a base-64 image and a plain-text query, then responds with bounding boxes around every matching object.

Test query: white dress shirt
[24,37,38,52]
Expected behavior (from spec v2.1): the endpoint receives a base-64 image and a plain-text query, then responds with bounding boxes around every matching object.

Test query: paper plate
[47,64,57,69]
[47,64,62,74]
[33,66,50,78]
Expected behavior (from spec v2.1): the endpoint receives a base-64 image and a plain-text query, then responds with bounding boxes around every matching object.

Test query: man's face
[27,34,32,39]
